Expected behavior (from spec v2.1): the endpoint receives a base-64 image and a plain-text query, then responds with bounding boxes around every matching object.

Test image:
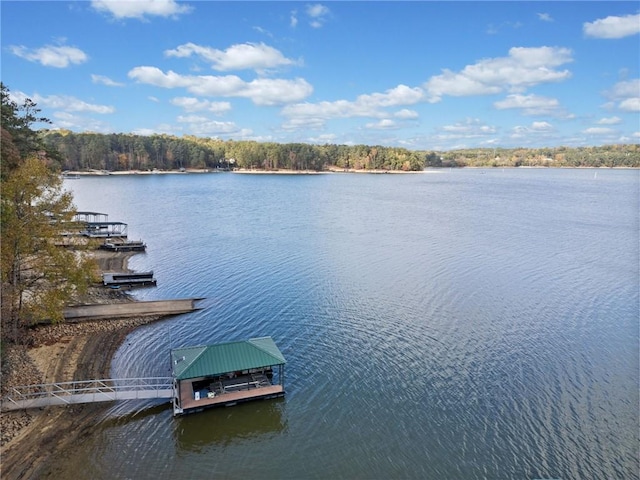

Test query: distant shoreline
[62,165,637,177]
[62,168,441,176]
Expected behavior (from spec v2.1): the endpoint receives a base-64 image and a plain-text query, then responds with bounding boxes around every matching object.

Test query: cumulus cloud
[618,97,640,112]
[537,13,553,22]
[170,97,231,114]
[493,93,563,116]
[424,46,573,102]
[597,116,622,125]
[91,74,124,87]
[365,119,398,130]
[165,42,298,72]
[433,118,497,142]
[21,92,115,114]
[394,109,419,119]
[531,121,553,131]
[187,120,244,135]
[9,44,88,68]
[52,111,113,133]
[306,4,330,28]
[583,13,640,39]
[128,66,313,105]
[582,127,615,135]
[91,0,192,19]
[281,84,424,129]
[604,78,640,112]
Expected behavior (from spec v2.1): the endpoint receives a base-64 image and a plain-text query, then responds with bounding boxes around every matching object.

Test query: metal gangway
[1,377,174,412]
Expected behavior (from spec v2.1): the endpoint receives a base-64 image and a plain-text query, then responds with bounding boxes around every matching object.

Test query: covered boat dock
[171,336,286,415]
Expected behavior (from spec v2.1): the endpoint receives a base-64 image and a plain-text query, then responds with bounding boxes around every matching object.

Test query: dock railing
[1,377,174,412]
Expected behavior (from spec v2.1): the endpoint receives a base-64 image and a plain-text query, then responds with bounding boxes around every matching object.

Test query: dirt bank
[0,252,168,479]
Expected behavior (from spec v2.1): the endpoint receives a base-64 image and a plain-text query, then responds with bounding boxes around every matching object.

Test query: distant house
[171,336,286,415]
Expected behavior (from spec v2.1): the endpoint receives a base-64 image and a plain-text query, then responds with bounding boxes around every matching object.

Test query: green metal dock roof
[171,337,286,380]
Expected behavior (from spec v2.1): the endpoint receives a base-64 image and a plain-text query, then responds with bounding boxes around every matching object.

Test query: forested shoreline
[40,130,639,172]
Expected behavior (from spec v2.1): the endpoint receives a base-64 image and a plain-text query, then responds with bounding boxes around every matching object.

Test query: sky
[2,1,639,151]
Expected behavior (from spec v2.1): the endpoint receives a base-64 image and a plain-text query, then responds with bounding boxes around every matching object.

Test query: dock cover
[171,337,286,380]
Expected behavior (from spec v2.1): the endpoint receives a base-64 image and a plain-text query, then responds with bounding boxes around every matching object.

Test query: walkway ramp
[64,298,203,321]
[1,378,173,412]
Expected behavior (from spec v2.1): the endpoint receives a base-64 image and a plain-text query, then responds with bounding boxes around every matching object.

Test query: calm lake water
[56,169,638,480]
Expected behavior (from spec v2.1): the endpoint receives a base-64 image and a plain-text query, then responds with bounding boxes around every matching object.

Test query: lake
[56,168,638,479]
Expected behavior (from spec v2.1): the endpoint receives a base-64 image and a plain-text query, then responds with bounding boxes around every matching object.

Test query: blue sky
[2,1,639,150]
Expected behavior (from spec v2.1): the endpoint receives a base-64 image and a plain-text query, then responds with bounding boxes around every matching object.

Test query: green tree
[1,86,97,343]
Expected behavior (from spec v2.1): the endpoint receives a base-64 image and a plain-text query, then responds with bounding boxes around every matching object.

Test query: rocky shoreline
[0,251,167,479]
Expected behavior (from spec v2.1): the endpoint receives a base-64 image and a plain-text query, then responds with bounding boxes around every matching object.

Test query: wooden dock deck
[179,376,284,412]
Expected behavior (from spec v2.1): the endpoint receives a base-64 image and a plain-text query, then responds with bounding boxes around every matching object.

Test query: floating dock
[1,336,286,417]
[99,240,147,252]
[102,271,156,288]
[171,337,287,415]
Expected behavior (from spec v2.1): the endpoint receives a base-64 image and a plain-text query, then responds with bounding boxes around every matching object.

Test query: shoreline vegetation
[0,251,169,479]
[42,131,640,173]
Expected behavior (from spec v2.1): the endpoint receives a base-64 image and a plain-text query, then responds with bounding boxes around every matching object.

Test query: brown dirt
[0,251,168,479]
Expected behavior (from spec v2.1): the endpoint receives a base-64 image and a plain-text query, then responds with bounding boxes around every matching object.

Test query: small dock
[99,240,147,252]
[102,271,156,288]
[171,337,287,415]
[179,373,284,411]
[0,336,286,416]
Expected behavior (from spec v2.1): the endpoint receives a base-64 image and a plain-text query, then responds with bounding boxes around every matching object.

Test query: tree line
[40,131,426,172]
[41,130,639,172]
[427,145,640,168]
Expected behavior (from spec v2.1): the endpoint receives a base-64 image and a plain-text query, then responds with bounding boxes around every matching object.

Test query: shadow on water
[102,397,287,453]
[173,398,287,452]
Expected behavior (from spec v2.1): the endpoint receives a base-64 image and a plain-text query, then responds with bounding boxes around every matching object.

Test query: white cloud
[9,44,88,68]
[308,133,337,144]
[170,97,231,114]
[165,42,298,72]
[128,66,313,105]
[52,111,113,133]
[494,93,564,116]
[365,119,398,130]
[531,121,553,131]
[290,10,298,28]
[281,116,326,131]
[281,84,423,128]
[394,109,419,119]
[604,78,640,112]
[424,46,573,102]
[91,0,192,19]
[24,92,114,114]
[583,13,640,39]
[176,114,209,123]
[618,97,640,112]
[537,13,553,22]
[433,118,497,141]
[306,4,330,28]
[597,116,622,125]
[582,127,615,135]
[91,74,124,87]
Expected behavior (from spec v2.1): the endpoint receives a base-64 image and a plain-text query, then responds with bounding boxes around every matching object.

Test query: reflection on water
[174,399,286,452]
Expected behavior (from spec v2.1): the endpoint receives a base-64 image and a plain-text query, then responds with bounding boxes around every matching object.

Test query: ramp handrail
[2,377,173,408]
